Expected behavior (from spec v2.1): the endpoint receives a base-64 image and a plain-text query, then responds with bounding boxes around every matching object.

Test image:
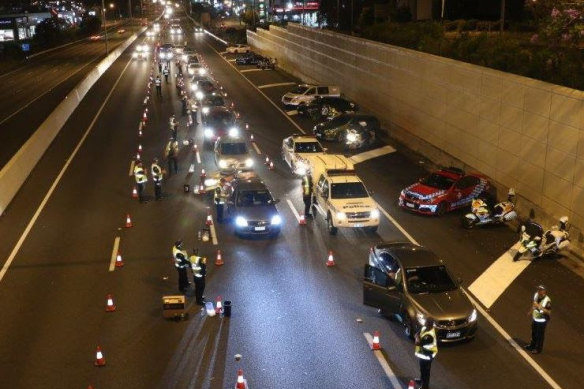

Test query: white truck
[281,84,341,108]
[303,154,380,235]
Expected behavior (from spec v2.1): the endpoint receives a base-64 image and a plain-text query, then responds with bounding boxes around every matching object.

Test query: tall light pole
[101,0,109,54]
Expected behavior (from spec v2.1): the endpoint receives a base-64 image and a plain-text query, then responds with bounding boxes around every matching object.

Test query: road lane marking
[468,242,528,308]
[258,82,296,89]
[205,41,306,135]
[376,204,563,389]
[209,214,218,246]
[129,160,135,176]
[349,145,396,164]
[286,199,301,224]
[227,59,236,62]
[251,141,261,155]
[109,236,121,272]
[195,149,201,164]
[286,110,298,116]
[0,59,134,284]
[240,69,263,73]
[363,333,403,389]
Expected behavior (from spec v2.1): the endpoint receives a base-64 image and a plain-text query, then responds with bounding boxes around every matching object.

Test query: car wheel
[327,213,338,235]
[436,202,448,216]
[366,226,378,233]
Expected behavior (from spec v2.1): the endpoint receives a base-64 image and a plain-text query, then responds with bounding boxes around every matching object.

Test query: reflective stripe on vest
[190,255,202,277]
[152,164,162,182]
[172,247,188,268]
[532,293,551,322]
[415,327,438,360]
[302,176,311,196]
[134,167,147,184]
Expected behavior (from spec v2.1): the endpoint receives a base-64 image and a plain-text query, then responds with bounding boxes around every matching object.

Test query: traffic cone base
[125,214,133,228]
[215,250,224,266]
[326,250,335,267]
[299,215,306,225]
[106,294,116,312]
[407,379,415,389]
[94,346,106,366]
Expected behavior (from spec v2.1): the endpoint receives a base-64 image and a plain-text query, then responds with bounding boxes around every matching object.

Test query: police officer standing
[155,75,162,97]
[190,252,207,305]
[151,158,163,200]
[302,173,313,218]
[172,240,190,293]
[214,178,230,223]
[525,285,551,354]
[414,318,438,389]
[163,65,169,82]
[134,161,148,203]
[165,137,179,176]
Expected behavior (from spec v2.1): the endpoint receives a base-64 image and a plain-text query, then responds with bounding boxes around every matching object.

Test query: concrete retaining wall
[0,29,144,216]
[248,23,584,243]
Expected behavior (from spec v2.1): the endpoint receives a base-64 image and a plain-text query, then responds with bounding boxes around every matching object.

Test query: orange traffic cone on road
[326,250,335,267]
[94,346,106,366]
[269,160,274,170]
[106,294,116,312]
[115,252,124,267]
[215,296,223,314]
[264,155,270,165]
[132,187,138,199]
[250,133,254,142]
[136,153,141,161]
[299,215,306,225]
[371,331,381,350]
[407,379,415,389]
[235,369,246,389]
[125,214,133,228]
[206,209,213,226]
[215,249,224,266]
[138,144,142,152]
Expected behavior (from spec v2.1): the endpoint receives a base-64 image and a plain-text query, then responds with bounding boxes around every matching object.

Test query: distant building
[0,12,51,41]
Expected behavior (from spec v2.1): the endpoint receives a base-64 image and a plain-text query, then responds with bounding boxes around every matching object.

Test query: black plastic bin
[223,300,232,317]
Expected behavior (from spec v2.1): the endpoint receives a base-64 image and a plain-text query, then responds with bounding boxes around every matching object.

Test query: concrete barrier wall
[0,29,144,216]
[248,24,584,242]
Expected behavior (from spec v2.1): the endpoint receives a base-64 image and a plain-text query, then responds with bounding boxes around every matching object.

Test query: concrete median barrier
[0,28,145,217]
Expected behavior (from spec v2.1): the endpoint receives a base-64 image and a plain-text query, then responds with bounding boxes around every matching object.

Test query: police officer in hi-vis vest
[525,285,551,354]
[414,317,438,389]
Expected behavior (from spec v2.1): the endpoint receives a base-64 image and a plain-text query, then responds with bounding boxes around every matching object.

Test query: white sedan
[225,44,250,54]
[281,135,326,175]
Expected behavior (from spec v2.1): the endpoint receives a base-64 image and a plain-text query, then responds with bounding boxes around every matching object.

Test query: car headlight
[370,209,380,219]
[188,68,194,75]
[191,83,198,91]
[202,107,210,114]
[196,91,204,100]
[204,128,213,138]
[132,52,138,58]
[346,133,357,142]
[336,212,346,220]
[159,53,165,58]
[416,312,426,326]
[228,127,239,137]
[245,158,253,167]
[218,160,228,168]
[204,178,217,187]
[271,215,282,225]
[468,309,478,323]
[235,216,248,227]
[199,68,207,75]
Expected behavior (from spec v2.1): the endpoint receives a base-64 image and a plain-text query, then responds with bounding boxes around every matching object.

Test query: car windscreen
[327,116,351,127]
[290,86,309,94]
[294,142,323,153]
[236,190,273,206]
[330,182,368,199]
[208,112,235,126]
[405,266,457,294]
[220,142,247,155]
[420,173,454,190]
[205,96,225,106]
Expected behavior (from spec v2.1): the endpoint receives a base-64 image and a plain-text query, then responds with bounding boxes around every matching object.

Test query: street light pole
[101,0,109,54]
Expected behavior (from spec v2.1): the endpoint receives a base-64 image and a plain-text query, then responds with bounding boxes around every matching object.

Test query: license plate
[446,331,461,339]
[406,202,415,208]
[254,226,266,231]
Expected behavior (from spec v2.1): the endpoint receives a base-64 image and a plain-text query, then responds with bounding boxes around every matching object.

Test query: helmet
[175,240,183,248]
[537,285,546,291]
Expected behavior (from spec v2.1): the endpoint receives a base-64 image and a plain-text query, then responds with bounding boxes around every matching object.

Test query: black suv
[313,114,380,142]
[227,177,281,238]
[235,52,263,65]
[297,96,358,120]
[364,242,478,342]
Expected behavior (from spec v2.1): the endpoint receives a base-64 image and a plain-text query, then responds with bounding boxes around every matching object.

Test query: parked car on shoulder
[297,96,358,120]
[398,167,490,215]
[313,114,380,142]
[364,242,478,342]
[282,84,341,108]
[226,43,251,53]
[235,52,263,65]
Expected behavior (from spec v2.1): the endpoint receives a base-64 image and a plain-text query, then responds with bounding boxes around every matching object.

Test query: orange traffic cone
[106,294,116,312]
[245,123,249,130]
[94,346,106,366]
[326,250,335,267]
[125,214,133,228]
[235,369,246,389]
[371,331,381,350]
[407,379,415,389]
[138,129,142,137]
[299,215,306,225]
[132,187,138,199]
[206,210,213,226]
[215,249,224,266]
[136,153,141,161]
[250,133,254,142]
[264,155,270,165]
[115,252,124,267]
[138,144,142,152]
[269,161,274,170]
[215,296,223,314]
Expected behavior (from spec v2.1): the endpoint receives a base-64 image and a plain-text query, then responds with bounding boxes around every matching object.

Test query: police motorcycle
[345,124,376,150]
[462,189,517,229]
[513,217,570,261]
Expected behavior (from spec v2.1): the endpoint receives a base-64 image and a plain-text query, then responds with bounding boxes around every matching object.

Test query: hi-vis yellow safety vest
[190,255,203,277]
[134,166,147,184]
[172,246,188,268]
[151,163,163,182]
[415,327,438,360]
[302,175,311,196]
[532,293,551,322]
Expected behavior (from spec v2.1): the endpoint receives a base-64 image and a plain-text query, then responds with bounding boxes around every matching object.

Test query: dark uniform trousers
[419,358,432,389]
[168,156,178,176]
[154,181,162,200]
[530,320,547,352]
[194,263,206,304]
[137,182,145,202]
[177,266,189,293]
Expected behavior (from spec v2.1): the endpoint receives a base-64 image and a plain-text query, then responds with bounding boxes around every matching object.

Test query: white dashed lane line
[286,110,298,116]
[240,69,263,73]
[258,82,296,89]
[129,160,135,177]
[363,332,403,389]
[108,236,121,272]
[251,141,261,155]
[286,199,302,224]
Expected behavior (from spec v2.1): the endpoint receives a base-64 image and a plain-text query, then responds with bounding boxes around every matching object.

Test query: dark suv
[313,114,380,142]
[227,177,281,238]
[297,96,358,120]
[364,242,478,342]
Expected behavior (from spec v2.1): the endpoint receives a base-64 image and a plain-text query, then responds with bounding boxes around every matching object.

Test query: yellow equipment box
[162,295,187,320]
